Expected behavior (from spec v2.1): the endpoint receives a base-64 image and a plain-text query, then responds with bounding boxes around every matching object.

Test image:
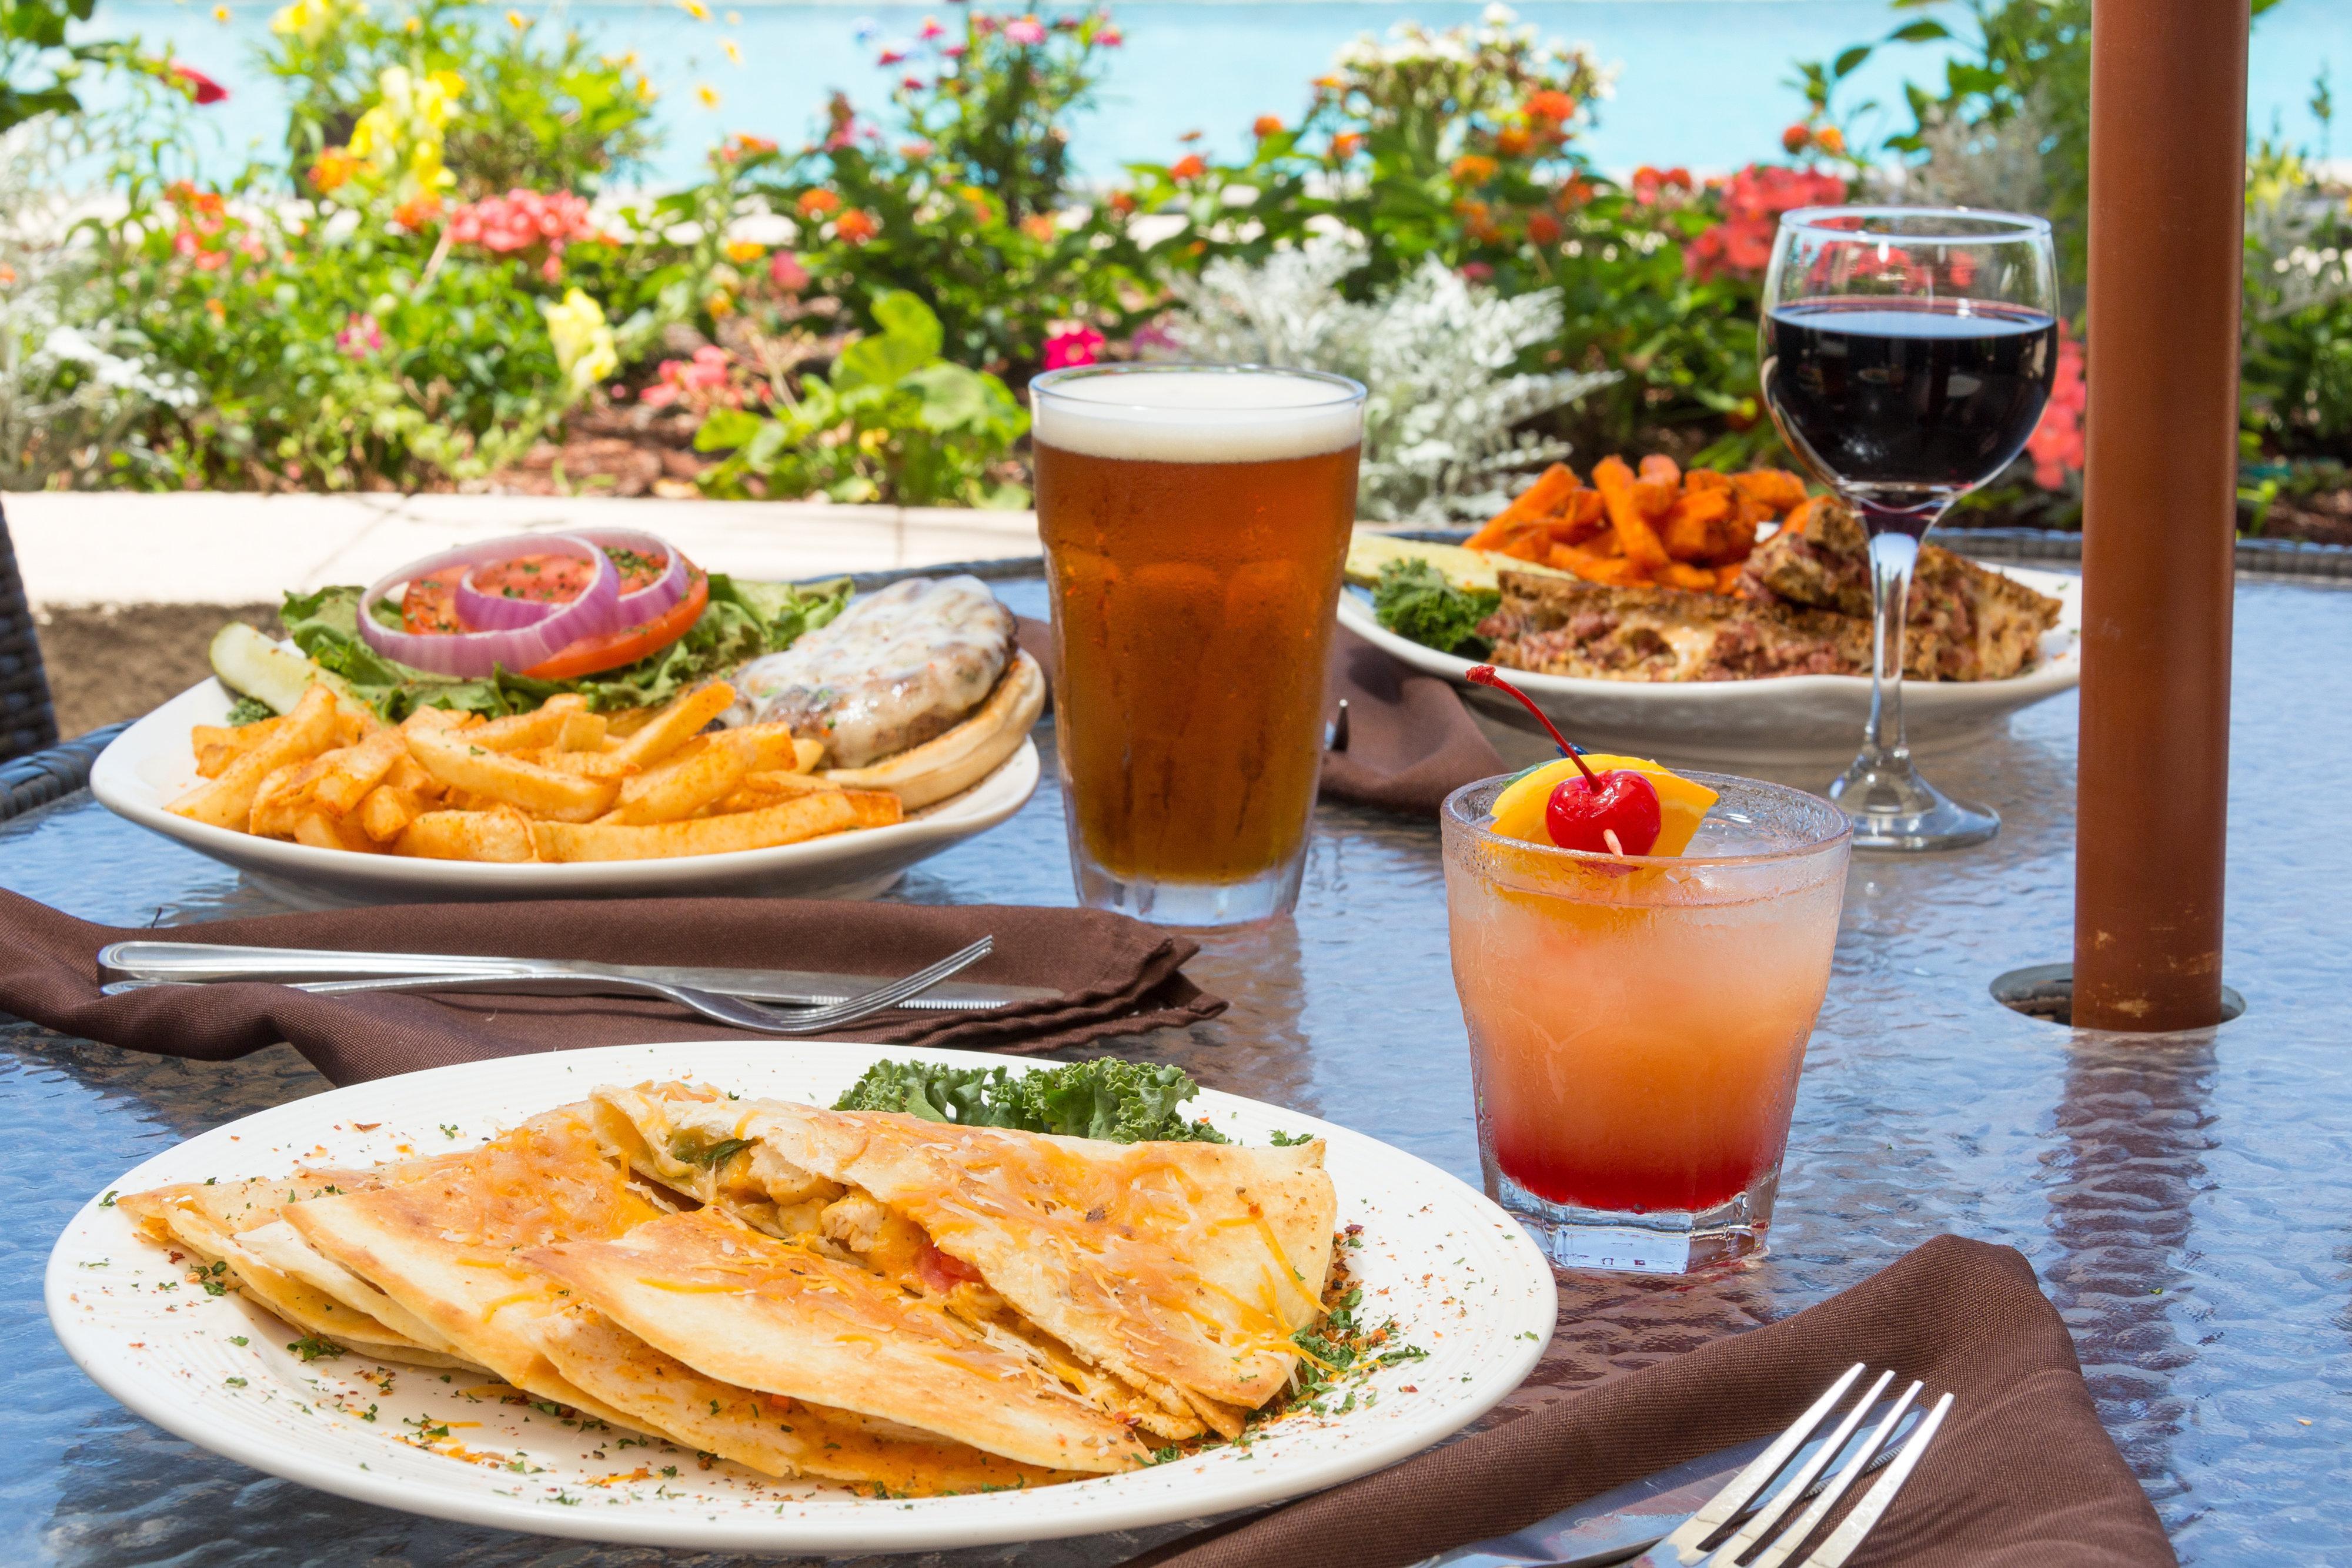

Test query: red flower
[835,208,881,244]
[1252,115,1284,139]
[769,251,810,292]
[1630,165,1693,205]
[1526,212,1562,247]
[169,62,229,105]
[1460,261,1494,283]
[1043,325,1105,370]
[1524,89,1575,123]
[1169,153,1208,181]
[1782,123,1811,154]
[1108,190,1137,215]
[1686,163,1847,282]
[2027,323,2086,490]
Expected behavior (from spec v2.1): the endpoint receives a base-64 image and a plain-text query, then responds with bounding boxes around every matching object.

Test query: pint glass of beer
[1029,363,1368,925]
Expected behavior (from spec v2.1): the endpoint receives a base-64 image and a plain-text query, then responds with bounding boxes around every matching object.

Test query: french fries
[1467,457,1820,596]
[171,677,924,865]
[532,790,902,863]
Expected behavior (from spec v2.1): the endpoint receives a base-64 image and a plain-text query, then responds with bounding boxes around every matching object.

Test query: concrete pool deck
[5,492,1042,608]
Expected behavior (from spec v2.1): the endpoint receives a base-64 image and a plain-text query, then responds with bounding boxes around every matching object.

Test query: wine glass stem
[1859,510,1935,763]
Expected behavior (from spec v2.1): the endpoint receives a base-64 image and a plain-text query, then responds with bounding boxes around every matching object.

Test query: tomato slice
[521,570,710,681]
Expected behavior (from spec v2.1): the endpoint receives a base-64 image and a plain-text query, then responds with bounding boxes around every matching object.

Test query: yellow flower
[506,9,526,29]
[723,38,741,65]
[635,78,658,103]
[724,239,764,263]
[706,290,736,319]
[696,83,720,109]
[680,0,709,18]
[349,66,464,201]
[269,0,360,43]
[212,5,230,22]
[543,289,618,397]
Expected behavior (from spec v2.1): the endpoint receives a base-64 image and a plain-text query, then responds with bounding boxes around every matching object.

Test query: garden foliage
[0,0,2341,511]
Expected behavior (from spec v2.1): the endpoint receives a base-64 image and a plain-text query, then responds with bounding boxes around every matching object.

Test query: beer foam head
[1031,366,1365,463]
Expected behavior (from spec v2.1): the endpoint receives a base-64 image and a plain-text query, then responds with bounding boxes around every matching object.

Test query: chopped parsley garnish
[286,1335,346,1362]
[834,1058,1228,1145]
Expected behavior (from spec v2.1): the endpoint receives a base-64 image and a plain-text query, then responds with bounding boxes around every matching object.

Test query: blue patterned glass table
[5,570,2348,1566]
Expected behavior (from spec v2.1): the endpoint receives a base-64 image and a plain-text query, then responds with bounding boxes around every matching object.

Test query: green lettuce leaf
[833,1058,1229,1144]
[278,573,853,722]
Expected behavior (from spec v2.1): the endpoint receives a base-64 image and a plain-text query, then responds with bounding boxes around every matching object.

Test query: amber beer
[1030,365,1367,925]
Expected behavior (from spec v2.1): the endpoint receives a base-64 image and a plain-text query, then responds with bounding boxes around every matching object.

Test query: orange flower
[1782,123,1812,154]
[835,208,880,243]
[1450,154,1498,186]
[1556,177,1594,209]
[1252,114,1284,139]
[1495,126,1532,158]
[1169,153,1208,180]
[0,263,15,286]
[1108,190,1138,215]
[1813,125,1846,156]
[392,194,443,232]
[797,188,843,218]
[1329,132,1364,161]
[1526,212,1562,246]
[1523,89,1575,123]
[308,146,359,194]
[1020,212,1058,242]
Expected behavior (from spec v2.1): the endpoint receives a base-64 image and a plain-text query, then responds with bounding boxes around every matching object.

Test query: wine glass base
[1827,753,2000,852]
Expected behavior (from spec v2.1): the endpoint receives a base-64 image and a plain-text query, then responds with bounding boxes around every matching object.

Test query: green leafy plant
[693,290,1028,506]
[753,11,1148,375]
[263,0,654,197]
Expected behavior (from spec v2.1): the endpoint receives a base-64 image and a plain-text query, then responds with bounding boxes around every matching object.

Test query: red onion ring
[357,534,624,677]
[452,528,689,635]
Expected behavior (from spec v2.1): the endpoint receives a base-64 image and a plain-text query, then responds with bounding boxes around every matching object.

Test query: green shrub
[263,0,654,198]
[749,11,1150,376]
[692,291,1028,506]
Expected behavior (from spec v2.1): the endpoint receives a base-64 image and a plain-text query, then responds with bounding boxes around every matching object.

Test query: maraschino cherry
[1466,666,1663,857]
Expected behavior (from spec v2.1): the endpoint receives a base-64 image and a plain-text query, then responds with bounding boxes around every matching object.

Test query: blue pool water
[93,0,2346,189]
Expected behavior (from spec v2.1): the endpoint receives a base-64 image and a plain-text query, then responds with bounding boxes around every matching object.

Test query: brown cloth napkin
[1131,1235,2172,1568]
[0,888,1224,1085]
[1014,617,1503,818]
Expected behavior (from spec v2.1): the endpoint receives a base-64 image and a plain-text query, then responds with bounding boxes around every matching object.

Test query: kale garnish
[1371,559,1499,658]
[834,1058,1228,1144]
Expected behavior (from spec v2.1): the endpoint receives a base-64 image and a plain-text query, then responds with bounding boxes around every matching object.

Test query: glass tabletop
[5,571,2349,1565]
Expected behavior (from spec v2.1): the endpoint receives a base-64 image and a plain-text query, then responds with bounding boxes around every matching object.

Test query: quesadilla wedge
[118,1166,477,1368]
[525,1208,1148,1476]
[536,1302,1073,1492]
[281,1105,672,1431]
[590,1082,1339,1440]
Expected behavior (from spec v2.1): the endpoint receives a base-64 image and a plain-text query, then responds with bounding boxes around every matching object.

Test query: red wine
[1761,299,2057,517]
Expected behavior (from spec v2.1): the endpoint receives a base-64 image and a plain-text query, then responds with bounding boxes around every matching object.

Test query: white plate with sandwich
[46,1042,1556,1553]
[89,536,1044,906]
[1342,525,2080,769]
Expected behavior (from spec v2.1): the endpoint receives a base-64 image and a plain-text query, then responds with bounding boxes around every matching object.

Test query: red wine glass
[1758,206,2060,851]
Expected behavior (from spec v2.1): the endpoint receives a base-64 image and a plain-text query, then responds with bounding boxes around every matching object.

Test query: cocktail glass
[1442,773,1852,1272]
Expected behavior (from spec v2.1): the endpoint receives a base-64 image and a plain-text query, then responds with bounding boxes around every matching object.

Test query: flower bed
[0,0,2343,534]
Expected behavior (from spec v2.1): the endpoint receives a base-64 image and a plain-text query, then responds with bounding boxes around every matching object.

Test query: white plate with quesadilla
[46,1043,1557,1553]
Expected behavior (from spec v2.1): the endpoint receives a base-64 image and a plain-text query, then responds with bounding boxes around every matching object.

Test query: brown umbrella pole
[2074,0,2249,1031]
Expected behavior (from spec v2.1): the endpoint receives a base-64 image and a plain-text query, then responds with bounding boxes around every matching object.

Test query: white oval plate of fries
[1339,566,2081,770]
[89,677,1040,908]
[46,1041,1556,1553]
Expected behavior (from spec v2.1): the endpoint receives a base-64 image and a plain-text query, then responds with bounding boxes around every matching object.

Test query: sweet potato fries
[1464,457,1831,594]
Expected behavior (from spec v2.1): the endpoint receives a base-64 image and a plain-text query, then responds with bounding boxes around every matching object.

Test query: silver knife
[95,940,1057,1012]
[1409,1400,1919,1568]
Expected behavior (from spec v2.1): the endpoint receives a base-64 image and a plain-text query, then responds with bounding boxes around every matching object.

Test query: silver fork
[100,936,995,1037]
[1626,1363,1952,1567]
